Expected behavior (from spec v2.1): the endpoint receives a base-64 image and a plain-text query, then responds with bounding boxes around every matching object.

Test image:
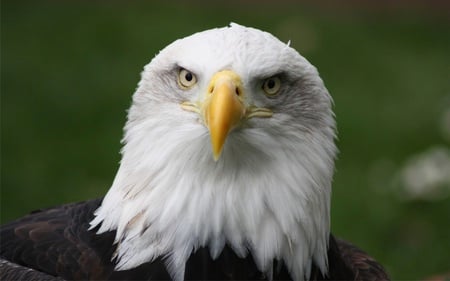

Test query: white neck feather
[90,106,334,280]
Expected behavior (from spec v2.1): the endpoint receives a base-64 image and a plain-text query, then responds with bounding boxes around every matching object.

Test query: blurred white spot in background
[395,146,450,201]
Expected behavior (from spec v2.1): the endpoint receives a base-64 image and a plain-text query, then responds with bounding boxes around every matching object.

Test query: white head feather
[90,23,337,280]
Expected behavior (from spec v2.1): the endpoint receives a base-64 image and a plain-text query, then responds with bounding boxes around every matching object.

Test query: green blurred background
[1,1,449,279]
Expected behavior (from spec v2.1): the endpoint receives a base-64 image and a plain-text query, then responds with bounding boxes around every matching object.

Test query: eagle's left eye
[178,68,197,89]
[262,76,281,96]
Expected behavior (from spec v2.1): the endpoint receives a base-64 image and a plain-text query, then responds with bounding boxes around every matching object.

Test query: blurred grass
[1,1,449,279]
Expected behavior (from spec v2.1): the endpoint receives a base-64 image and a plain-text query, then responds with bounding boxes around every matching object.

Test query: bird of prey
[0,23,389,280]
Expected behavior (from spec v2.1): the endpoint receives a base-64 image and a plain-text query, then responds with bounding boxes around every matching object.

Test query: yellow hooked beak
[181,70,272,161]
[204,70,245,160]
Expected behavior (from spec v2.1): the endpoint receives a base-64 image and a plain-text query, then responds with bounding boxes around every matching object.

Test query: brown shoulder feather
[335,237,390,281]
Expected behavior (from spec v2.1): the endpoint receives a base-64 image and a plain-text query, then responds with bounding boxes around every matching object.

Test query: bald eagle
[0,24,389,281]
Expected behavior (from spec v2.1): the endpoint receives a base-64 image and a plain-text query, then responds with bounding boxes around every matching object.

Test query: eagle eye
[262,76,281,96]
[178,68,197,89]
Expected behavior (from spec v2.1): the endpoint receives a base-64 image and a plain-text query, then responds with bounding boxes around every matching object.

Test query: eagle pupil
[267,79,275,88]
[185,72,193,82]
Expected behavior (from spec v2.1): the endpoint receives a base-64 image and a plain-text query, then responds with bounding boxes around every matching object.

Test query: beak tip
[212,147,222,161]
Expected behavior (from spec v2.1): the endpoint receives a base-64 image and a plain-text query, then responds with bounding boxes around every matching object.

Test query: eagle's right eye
[178,68,197,89]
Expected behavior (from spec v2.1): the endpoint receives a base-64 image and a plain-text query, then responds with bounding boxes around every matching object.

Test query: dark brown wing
[1,199,112,279]
[0,198,171,280]
[334,236,390,281]
[0,258,65,281]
